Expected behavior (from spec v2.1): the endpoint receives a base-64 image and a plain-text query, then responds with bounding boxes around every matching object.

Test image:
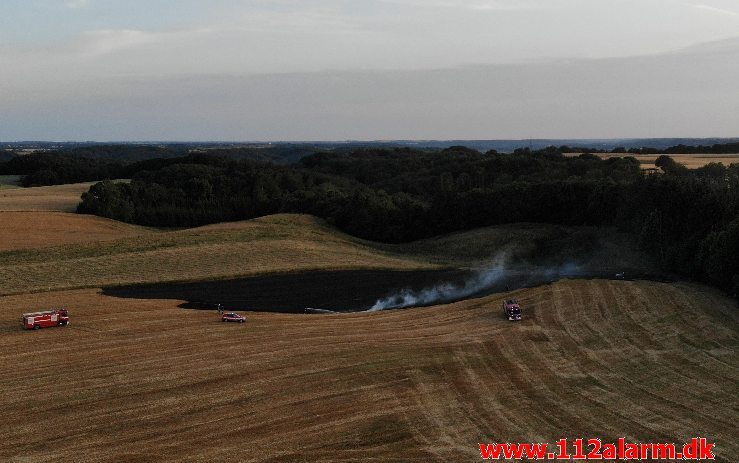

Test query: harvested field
[0,182,93,212]
[565,153,739,169]
[0,214,436,295]
[0,279,736,462]
[0,212,149,251]
[630,153,739,169]
[0,213,653,296]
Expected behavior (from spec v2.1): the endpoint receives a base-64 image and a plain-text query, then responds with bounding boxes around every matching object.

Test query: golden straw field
[0,185,736,463]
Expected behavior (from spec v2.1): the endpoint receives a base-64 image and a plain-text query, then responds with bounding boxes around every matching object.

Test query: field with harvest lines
[0,185,736,462]
[1,279,736,462]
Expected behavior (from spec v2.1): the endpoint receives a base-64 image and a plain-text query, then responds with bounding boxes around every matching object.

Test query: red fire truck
[21,309,69,330]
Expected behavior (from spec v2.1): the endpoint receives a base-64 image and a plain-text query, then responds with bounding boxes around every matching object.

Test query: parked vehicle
[221,312,246,323]
[503,299,522,321]
[22,309,69,330]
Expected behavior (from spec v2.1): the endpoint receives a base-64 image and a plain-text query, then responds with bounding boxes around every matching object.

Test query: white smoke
[368,253,583,311]
[369,252,510,311]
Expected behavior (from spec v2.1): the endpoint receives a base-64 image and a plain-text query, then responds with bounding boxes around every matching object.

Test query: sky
[1,0,738,141]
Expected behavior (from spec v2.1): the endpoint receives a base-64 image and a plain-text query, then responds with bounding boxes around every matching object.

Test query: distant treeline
[515,142,739,155]
[2,141,739,187]
[0,145,316,186]
[628,142,739,155]
[0,153,125,186]
[71,147,739,300]
[0,150,17,162]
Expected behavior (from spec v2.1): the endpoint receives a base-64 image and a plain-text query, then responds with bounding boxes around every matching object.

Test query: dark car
[221,312,245,323]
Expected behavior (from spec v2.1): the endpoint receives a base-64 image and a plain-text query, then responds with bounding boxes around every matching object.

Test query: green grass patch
[0,175,22,189]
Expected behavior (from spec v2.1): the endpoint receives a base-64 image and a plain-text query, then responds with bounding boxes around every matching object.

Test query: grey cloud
[2,37,736,141]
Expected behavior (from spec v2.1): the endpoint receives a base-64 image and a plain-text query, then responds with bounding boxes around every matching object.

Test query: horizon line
[3,137,739,145]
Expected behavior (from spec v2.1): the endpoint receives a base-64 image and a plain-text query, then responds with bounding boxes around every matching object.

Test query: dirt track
[1,279,736,462]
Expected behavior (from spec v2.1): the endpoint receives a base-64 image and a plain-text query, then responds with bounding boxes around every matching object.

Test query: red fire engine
[22,309,70,330]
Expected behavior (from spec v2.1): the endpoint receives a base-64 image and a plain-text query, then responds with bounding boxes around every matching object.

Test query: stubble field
[0,186,736,462]
[565,153,739,169]
[0,182,95,212]
[0,280,736,462]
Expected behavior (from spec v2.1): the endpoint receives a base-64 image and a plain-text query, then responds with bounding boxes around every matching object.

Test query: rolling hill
[0,211,653,296]
[0,211,149,251]
[0,214,436,295]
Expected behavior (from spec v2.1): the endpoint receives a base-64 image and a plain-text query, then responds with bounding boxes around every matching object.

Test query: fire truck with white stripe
[22,309,69,330]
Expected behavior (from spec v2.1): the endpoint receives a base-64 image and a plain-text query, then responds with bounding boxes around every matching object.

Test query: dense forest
[74,148,644,236]
[0,145,320,186]
[0,153,126,187]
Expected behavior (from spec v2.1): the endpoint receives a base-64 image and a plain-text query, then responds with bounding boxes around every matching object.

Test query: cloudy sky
[1,0,738,141]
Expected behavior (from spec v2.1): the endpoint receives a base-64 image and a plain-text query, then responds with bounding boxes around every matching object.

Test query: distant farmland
[0,182,93,212]
[565,153,739,169]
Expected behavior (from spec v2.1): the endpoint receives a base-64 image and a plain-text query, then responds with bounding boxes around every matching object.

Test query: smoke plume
[368,253,583,311]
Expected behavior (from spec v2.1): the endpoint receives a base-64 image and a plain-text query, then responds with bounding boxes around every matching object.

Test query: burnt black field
[104,269,471,313]
[103,268,672,313]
